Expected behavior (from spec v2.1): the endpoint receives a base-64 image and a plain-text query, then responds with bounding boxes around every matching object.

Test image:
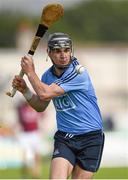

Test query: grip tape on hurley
[28,24,48,55]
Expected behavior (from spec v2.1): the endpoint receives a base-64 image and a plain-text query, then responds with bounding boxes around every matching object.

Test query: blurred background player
[16,100,44,179]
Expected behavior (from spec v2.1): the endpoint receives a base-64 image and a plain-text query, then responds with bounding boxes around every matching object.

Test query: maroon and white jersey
[17,102,42,132]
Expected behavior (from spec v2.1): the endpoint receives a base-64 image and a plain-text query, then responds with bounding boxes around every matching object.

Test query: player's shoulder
[71,57,89,79]
[41,66,53,83]
[42,66,53,77]
[43,66,52,75]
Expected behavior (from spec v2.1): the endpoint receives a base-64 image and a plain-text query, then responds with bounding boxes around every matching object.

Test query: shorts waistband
[57,129,103,139]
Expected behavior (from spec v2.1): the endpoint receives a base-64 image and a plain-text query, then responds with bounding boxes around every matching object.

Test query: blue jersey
[41,58,103,134]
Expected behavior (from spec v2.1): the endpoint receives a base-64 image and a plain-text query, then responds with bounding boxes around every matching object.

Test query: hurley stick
[6,3,64,97]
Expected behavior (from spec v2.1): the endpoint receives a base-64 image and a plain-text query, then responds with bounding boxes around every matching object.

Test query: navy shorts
[52,130,105,172]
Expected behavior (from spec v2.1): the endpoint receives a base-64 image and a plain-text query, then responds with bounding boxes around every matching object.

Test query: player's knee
[50,157,73,179]
[72,165,94,179]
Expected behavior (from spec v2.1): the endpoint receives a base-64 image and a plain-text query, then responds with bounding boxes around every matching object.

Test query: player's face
[49,48,72,67]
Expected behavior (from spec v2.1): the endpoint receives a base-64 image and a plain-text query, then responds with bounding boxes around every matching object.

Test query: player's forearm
[28,95,50,112]
[27,71,51,101]
[23,88,50,112]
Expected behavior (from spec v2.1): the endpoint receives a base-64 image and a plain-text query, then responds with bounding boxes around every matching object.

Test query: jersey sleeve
[41,69,51,85]
[41,73,47,83]
[55,70,90,92]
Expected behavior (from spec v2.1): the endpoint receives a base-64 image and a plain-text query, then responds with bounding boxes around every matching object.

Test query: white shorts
[17,130,42,165]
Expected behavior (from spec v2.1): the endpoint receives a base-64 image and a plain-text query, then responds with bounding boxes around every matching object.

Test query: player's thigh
[72,164,94,179]
[77,131,105,173]
[50,157,73,179]
[51,133,76,178]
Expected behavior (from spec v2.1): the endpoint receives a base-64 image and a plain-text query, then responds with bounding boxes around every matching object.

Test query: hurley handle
[6,70,24,97]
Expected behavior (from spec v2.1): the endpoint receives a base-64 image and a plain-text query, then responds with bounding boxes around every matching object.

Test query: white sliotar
[75,64,85,74]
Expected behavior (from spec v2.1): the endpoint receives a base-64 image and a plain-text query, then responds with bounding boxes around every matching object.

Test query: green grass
[0,159,50,179]
[0,160,127,179]
[94,167,128,179]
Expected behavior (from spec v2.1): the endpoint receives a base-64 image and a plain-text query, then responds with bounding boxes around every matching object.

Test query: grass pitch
[0,159,127,179]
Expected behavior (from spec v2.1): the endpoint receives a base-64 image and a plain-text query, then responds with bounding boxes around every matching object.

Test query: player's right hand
[12,75,28,94]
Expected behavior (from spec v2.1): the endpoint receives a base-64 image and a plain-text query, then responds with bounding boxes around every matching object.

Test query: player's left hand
[12,75,28,94]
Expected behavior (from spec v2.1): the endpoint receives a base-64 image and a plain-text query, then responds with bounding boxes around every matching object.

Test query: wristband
[23,88,33,101]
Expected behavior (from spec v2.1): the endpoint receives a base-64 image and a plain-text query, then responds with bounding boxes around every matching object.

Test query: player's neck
[54,67,64,76]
